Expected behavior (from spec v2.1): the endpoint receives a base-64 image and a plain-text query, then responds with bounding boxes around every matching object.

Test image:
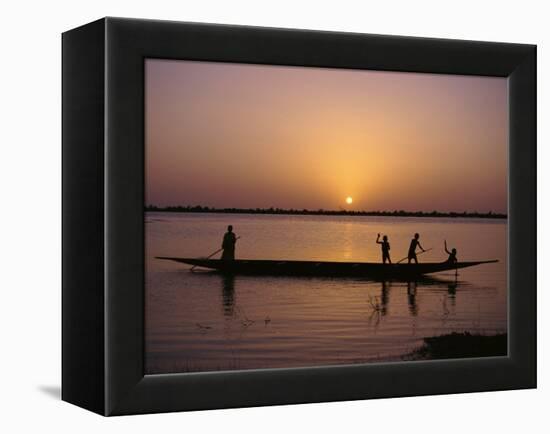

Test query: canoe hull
[156,257,498,278]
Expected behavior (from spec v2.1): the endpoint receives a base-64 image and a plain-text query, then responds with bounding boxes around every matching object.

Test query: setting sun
[346,196,353,205]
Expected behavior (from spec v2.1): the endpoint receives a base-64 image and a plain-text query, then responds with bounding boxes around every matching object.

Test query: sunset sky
[145,59,508,213]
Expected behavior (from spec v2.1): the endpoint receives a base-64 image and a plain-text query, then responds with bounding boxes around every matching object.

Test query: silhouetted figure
[221,225,237,260]
[376,233,392,264]
[407,233,425,263]
[444,240,458,264]
[444,239,458,277]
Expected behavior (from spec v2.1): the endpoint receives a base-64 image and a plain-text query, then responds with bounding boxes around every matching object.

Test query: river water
[145,212,507,374]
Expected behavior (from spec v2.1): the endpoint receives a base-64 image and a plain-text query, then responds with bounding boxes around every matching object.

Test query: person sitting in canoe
[444,240,457,264]
[221,225,237,260]
[407,233,425,263]
[376,233,392,264]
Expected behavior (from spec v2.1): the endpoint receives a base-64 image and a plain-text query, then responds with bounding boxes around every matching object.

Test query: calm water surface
[145,212,507,374]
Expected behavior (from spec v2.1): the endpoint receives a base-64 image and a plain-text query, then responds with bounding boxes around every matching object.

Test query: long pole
[191,236,241,271]
[397,247,433,264]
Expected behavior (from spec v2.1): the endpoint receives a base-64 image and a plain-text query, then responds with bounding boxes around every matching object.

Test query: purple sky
[146,59,508,213]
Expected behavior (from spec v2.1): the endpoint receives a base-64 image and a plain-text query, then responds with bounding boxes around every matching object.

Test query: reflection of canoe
[156,257,498,278]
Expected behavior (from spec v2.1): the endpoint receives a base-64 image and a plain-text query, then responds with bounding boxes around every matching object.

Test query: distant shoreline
[145,205,507,219]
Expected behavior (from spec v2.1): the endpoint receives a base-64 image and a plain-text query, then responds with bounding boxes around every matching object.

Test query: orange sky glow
[146,59,508,213]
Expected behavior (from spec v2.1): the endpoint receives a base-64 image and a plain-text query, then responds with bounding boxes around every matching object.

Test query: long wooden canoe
[156,257,498,278]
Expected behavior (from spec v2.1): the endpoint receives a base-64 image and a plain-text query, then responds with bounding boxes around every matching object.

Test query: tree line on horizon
[145,204,507,219]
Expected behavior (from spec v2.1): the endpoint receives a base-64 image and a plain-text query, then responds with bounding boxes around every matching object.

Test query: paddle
[397,247,433,264]
[191,236,241,271]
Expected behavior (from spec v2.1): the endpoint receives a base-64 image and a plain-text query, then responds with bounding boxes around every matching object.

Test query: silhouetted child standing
[376,233,392,264]
[408,233,425,263]
[221,225,237,260]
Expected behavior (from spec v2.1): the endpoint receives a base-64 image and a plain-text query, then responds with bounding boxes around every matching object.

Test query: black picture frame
[62,17,536,416]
